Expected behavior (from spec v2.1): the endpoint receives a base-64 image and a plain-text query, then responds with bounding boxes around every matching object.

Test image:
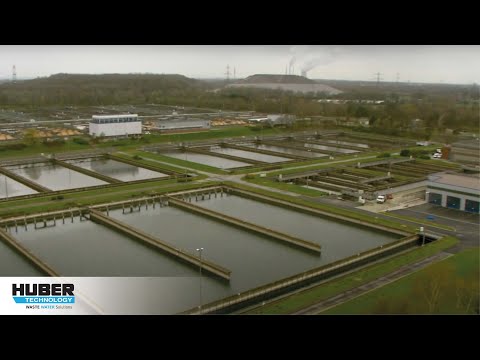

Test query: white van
[376,195,386,203]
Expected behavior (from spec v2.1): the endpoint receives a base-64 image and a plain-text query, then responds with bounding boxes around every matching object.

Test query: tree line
[1,74,478,132]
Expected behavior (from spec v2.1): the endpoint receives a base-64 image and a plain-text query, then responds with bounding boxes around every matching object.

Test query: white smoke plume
[288,46,341,74]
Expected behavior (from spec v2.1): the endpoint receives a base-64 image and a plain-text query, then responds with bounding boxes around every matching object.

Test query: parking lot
[392,203,479,248]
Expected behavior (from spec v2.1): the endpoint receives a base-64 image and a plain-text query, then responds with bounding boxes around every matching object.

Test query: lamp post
[196,247,204,314]
[184,143,188,179]
[420,226,425,246]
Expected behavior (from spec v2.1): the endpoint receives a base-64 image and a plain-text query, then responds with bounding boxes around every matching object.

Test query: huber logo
[12,283,75,305]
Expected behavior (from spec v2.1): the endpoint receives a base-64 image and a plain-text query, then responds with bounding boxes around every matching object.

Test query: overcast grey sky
[0,45,478,84]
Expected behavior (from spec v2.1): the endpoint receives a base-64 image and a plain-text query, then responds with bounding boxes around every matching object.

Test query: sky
[0,45,478,84]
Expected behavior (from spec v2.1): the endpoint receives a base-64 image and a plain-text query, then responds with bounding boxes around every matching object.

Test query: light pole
[196,247,204,314]
[184,143,188,179]
[420,226,425,246]
[4,176,8,199]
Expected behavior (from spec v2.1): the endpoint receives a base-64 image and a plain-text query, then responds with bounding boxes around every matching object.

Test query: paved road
[293,251,452,315]
[392,203,479,251]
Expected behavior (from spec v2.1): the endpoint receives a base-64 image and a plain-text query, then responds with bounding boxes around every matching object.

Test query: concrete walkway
[293,251,451,315]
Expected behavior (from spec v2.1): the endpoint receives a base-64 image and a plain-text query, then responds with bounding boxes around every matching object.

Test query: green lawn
[323,246,479,314]
[142,126,287,144]
[0,142,90,159]
[245,236,459,314]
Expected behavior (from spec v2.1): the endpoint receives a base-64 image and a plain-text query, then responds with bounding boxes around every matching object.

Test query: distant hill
[0,73,206,106]
[313,78,479,98]
[240,74,316,84]
[228,74,342,95]
[18,73,203,89]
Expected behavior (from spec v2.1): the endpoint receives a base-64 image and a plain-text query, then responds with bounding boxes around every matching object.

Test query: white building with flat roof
[427,172,480,213]
[89,114,142,137]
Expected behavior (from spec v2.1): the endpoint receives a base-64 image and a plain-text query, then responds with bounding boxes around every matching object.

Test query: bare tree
[413,262,454,314]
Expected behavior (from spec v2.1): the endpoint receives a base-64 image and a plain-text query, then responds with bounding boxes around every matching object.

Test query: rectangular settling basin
[209,147,290,163]
[66,158,169,182]
[0,240,43,276]
[5,163,108,190]
[161,150,251,169]
[303,143,359,154]
[240,143,327,158]
[0,174,38,199]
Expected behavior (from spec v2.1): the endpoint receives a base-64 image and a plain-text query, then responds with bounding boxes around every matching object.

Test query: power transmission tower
[373,72,382,86]
[12,65,16,82]
[225,64,230,83]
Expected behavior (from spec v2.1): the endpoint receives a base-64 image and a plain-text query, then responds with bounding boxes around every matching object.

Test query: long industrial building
[146,118,210,133]
[427,172,480,213]
[89,114,142,137]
